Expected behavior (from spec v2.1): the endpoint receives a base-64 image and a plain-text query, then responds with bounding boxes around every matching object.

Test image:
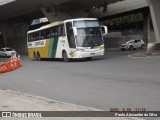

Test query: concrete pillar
[0,22,29,55]
[0,23,12,47]
[12,23,30,55]
[0,32,5,48]
[142,9,150,45]
[147,0,160,52]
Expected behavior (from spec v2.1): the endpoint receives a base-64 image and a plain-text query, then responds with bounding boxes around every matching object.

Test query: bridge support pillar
[0,22,29,55]
[142,9,150,45]
[147,0,160,52]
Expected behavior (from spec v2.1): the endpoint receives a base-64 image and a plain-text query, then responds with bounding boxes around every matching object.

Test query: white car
[121,39,145,51]
[0,47,17,57]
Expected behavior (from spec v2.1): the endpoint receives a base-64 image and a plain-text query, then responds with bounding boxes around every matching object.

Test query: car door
[0,49,5,56]
[133,40,139,48]
[137,40,142,47]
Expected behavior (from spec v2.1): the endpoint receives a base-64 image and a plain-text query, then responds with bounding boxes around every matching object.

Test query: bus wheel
[62,51,69,62]
[36,52,41,61]
[33,52,37,60]
[86,57,92,61]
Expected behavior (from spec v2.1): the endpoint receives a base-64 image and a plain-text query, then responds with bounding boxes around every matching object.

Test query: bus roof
[27,21,63,33]
[27,18,98,33]
[41,21,63,29]
[64,18,98,23]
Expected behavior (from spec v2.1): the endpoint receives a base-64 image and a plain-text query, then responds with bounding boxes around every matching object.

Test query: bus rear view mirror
[72,27,78,37]
[101,26,108,36]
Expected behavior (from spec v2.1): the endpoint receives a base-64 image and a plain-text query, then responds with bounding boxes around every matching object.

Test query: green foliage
[101,13,143,25]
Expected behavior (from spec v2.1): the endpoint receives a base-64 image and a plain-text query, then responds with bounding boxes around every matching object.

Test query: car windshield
[126,41,134,44]
[74,20,103,47]
[5,48,14,51]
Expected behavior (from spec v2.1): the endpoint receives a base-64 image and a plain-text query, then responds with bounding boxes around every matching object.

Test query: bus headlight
[76,48,85,52]
[100,46,104,50]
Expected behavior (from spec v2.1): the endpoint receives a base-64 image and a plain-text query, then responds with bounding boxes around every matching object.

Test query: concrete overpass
[0,0,160,54]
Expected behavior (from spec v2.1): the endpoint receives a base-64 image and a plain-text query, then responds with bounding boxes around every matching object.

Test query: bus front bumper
[75,49,105,58]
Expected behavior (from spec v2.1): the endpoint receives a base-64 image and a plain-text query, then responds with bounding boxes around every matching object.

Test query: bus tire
[36,52,41,61]
[33,52,37,60]
[62,51,69,62]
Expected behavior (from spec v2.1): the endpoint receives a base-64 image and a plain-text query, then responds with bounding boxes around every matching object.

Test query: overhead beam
[40,6,74,22]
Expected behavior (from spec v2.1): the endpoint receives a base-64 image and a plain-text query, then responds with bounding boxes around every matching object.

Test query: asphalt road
[0,52,160,111]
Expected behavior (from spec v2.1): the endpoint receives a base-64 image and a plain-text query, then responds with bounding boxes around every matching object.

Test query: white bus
[27,18,107,62]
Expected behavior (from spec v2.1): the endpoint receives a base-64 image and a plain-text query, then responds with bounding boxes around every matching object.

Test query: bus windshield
[74,20,103,48]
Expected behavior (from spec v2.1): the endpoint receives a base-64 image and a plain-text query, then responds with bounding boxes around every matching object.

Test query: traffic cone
[5,61,12,71]
[0,54,22,73]
[0,65,3,73]
[1,65,8,73]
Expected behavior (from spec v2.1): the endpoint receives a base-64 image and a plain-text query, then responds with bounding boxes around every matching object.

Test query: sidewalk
[128,51,160,58]
[0,89,145,120]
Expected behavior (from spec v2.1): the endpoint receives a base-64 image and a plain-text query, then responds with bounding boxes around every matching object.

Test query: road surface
[0,52,160,111]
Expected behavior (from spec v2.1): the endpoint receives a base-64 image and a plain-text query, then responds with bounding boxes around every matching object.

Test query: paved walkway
[128,51,160,58]
[0,89,144,120]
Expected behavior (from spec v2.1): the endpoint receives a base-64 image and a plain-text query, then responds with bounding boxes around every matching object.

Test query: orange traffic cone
[1,65,8,73]
[5,61,12,71]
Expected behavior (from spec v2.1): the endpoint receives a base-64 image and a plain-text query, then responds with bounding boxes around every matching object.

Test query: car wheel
[141,44,144,50]
[36,52,41,61]
[121,48,125,51]
[62,51,69,62]
[129,46,133,51]
[5,54,8,58]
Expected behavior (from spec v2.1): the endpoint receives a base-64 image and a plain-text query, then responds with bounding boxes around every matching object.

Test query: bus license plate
[91,53,95,55]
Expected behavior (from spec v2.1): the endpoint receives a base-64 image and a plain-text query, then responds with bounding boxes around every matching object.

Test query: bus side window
[29,32,40,41]
[41,30,45,39]
[58,26,61,36]
[32,32,37,41]
[30,33,33,41]
[28,34,31,42]
[36,32,39,40]
[51,27,58,37]
[57,25,65,36]
[46,28,51,39]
